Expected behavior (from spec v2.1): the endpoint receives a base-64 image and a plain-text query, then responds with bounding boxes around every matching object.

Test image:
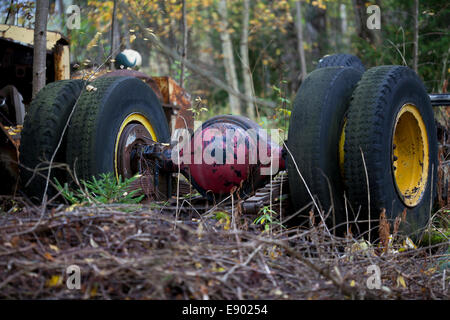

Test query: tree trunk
[4,0,15,25]
[340,3,349,48]
[295,1,307,81]
[218,0,241,114]
[412,0,419,73]
[305,3,327,58]
[32,0,49,99]
[352,0,365,39]
[180,0,188,87]
[240,0,255,118]
[122,12,130,50]
[353,0,381,47]
[57,0,65,30]
[110,0,120,68]
[123,3,276,109]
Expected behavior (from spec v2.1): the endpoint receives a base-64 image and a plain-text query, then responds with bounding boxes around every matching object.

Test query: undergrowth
[54,172,144,205]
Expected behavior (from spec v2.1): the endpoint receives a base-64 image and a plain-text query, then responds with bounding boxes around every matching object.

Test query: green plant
[213,211,231,230]
[272,84,291,111]
[182,191,201,199]
[258,84,291,133]
[253,205,283,232]
[55,173,145,205]
[188,97,209,119]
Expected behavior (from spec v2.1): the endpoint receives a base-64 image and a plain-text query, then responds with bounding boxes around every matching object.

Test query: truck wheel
[287,67,363,231]
[19,80,84,201]
[66,76,170,181]
[344,66,438,239]
[316,54,365,73]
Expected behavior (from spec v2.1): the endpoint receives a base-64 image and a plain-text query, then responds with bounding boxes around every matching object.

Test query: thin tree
[340,2,349,48]
[122,12,130,50]
[240,0,255,117]
[412,0,419,73]
[4,0,15,24]
[180,0,188,87]
[218,0,241,114]
[123,3,276,109]
[295,1,307,81]
[110,0,120,69]
[32,0,49,98]
[353,0,380,47]
[58,0,64,30]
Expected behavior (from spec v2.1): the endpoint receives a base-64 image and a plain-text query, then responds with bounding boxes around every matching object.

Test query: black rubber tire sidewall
[67,77,170,180]
[19,79,84,201]
[287,67,363,231]
[316,54,365,73]
[92,79,170,175]
[344,66,438,239]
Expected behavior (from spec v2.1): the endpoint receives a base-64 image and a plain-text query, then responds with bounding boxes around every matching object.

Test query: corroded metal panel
[54,44,70,80]
[0,24,68,51]
[153,76,193,131]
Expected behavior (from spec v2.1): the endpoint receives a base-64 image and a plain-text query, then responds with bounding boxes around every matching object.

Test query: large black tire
[316,54,365,73]
[287,67,363,231]
[344,66,438,239]
[66,76,170,181]
[19,80,84,201]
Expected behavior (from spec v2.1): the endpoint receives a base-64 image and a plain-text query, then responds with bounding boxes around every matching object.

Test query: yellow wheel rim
[392,104,429,207]
[114,113,157,180]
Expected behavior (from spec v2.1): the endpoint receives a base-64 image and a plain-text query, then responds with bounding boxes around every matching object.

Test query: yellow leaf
[90,286,98,297]
[46,275,62,287]
[218,217,230,231]
[404,237,417,249]
[212,266,225,272]
[130,34,136,43]
[273,289,283,295]
[397,275,406,288]
[350,280,356,287]
[65,204,79,212]
[424,267,436,276]
[44,252,54,261]
[49,244,59,252]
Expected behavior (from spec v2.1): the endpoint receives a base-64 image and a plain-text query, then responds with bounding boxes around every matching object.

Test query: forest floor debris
[0,199,448,299]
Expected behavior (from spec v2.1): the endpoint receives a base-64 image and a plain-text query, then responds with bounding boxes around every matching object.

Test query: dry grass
[0,198,448,300]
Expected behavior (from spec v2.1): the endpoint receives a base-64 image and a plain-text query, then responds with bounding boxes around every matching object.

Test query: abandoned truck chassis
[0,24,449,239]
